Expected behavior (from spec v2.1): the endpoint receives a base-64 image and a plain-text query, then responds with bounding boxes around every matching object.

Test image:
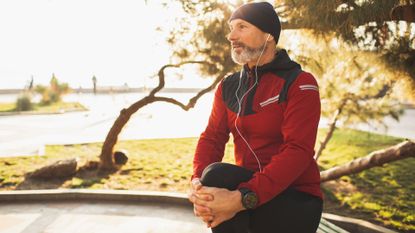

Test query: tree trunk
[98,61,221,171]
[315,98,348,160]
[99,97,154,170]
[315,118,338,161]
[320,140,415,182]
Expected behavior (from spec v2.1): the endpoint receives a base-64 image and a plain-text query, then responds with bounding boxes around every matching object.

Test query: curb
[0,190,400,233]
[0,189,191,207]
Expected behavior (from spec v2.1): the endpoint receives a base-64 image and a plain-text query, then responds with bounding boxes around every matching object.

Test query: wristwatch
[238,188,258,209]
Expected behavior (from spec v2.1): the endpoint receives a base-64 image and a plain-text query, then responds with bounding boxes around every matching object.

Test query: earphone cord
[234,34,270,173]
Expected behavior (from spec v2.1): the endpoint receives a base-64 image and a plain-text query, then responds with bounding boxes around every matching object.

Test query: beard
[231,42,266,65]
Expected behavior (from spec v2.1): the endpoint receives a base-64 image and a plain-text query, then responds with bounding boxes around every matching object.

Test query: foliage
[285,34,405,130]
[168,0,408,125]
[15,94,34,111]
[278,0,415,99]
[165,0,244,77]
[35,74,70,105]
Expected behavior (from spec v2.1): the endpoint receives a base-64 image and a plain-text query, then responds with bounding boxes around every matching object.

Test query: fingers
[194,203,211,215]
[191,178,202,191]
[188,193,208,206]
[202,215,214,226]
[194,205,214,219]
[194,206,214,227]
[197,193,214,201]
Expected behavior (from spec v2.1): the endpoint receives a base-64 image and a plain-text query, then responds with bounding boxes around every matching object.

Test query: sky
[0,0,214,89]
[1,1,413,90]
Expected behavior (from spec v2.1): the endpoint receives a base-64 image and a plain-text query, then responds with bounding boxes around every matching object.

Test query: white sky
[0,0,213,89]
[1,1,413,90]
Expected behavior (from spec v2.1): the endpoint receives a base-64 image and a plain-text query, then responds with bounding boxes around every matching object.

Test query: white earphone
[234,35,269,172]
[265,33,271,42]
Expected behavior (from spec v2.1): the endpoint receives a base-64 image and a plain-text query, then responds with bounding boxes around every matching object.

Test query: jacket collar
[243,49,301,74]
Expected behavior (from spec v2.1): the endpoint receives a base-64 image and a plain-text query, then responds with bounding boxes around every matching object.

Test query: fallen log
[320,140,415,182]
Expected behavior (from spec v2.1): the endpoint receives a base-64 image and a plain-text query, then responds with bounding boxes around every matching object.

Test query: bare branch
[149,61,211,97]
[152,72,226,111]
[152,96,187,109]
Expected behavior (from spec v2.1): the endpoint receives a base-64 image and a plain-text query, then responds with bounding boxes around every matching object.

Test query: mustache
[231,42,246,48]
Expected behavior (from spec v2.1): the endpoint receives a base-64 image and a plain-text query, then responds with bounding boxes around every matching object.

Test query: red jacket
[192,50,322,206]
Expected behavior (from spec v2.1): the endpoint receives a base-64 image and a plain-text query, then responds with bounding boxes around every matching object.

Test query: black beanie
[229,2,281,44]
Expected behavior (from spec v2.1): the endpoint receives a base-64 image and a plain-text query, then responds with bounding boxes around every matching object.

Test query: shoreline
[0,87,208,95]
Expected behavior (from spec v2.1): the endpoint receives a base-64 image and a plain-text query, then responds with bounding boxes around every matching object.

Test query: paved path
[0,93,212,157]
[0,190,211,233]
[0,200,210,233]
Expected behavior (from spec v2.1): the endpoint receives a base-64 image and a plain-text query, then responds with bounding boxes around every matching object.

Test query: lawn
[0,101,87,113]
[0,128,413,232]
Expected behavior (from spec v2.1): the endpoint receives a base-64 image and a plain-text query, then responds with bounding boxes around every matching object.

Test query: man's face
[227,19,269,65]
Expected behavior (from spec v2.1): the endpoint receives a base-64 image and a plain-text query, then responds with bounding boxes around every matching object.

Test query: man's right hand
[188,178,215,226]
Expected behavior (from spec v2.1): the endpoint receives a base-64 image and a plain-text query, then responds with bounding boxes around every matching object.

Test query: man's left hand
[195,186,245,228]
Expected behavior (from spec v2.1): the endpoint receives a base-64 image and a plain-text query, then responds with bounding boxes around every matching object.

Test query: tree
[283,35,405,159]
[166,0,239,77]
[35,74,70,105]
[99,61,223,170]
[278,0,415,99]
[99,1,238,170]
[99,1,411,169]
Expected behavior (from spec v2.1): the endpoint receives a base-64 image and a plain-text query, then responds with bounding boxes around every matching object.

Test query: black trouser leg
[250,189,323,233]
[200,162,253,233]
[199,162,323,233]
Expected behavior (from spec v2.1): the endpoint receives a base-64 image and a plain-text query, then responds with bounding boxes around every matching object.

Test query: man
[189,2,323,233]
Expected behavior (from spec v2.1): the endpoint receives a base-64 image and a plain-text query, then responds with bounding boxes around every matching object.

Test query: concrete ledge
[322,213,399,233]
[0,190,398,233]
[0,189,191,207]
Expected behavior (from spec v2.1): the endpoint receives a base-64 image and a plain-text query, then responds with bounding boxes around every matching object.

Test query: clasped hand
[188,178,244,228]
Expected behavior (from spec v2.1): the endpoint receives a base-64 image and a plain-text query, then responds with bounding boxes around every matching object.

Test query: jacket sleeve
[192,81,230,180]
[238,72,321,206]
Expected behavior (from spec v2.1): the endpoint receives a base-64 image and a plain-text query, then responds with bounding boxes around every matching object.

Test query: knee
[200,162,230,188]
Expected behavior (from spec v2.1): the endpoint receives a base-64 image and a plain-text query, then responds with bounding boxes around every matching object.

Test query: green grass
[0,101,87,113]
[0,129,413,231]
[0,103,15,112]
[317,128,414,232]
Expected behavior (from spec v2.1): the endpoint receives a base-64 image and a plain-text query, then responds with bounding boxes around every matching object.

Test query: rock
[27,158,78,179]
[114,150,128,165]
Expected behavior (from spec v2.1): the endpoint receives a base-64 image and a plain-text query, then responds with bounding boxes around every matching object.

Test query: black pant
[200,162,323,233]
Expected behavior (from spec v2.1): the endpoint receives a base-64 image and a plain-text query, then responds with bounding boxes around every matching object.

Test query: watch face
[243,192,258,209]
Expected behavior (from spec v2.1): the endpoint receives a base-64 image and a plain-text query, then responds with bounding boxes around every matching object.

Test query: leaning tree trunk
[320,140,415,182]
[98,61,223,171]
[315,98,348,160]
[99,97,154,170]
